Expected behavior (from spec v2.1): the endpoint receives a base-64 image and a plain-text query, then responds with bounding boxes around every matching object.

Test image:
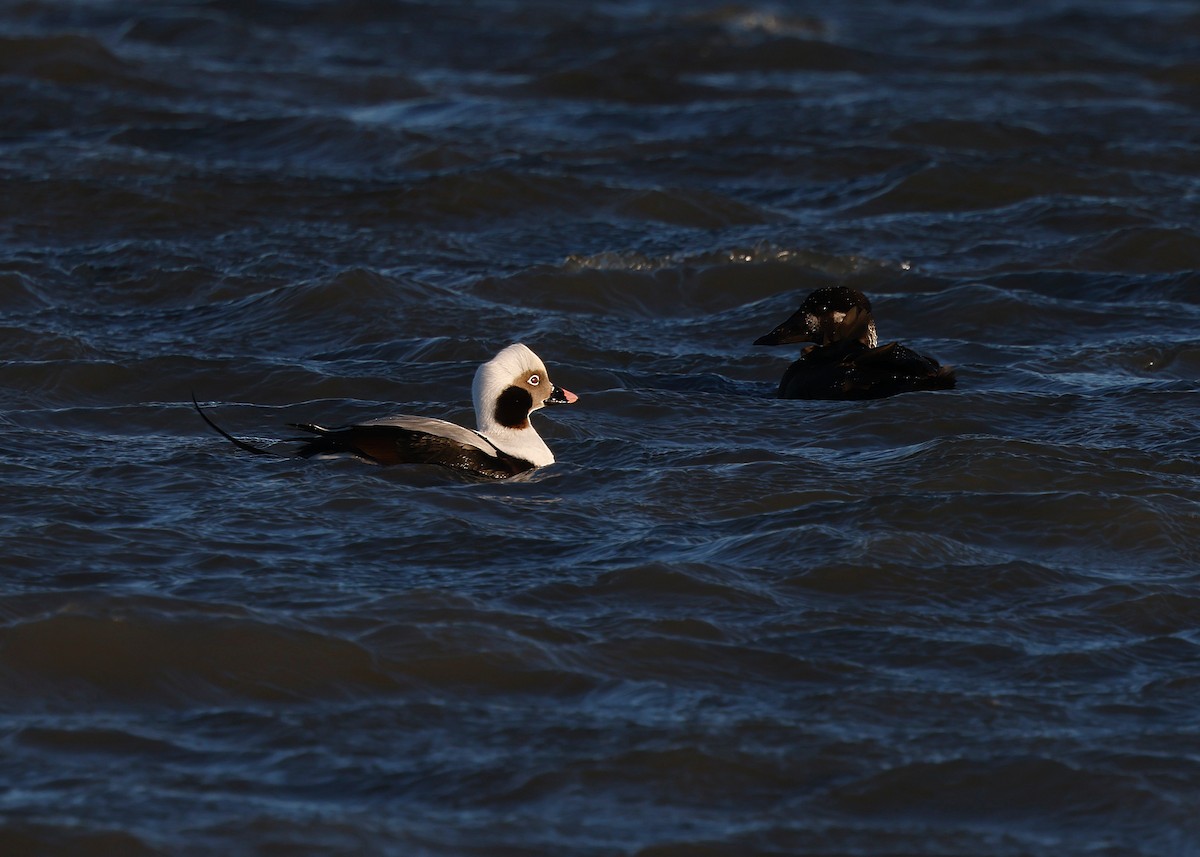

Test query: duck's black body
[755,286,955,400]
[776,340,955,400]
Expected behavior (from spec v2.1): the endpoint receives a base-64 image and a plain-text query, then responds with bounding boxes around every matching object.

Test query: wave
[0,594,398,706]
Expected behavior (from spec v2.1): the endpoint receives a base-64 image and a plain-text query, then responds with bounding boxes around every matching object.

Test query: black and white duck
[194,343,577,479]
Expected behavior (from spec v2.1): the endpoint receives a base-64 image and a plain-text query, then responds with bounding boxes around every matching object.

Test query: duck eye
[528,374,540,386]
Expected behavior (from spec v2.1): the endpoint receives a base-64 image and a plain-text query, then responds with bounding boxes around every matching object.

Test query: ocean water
[2,1,1199,855]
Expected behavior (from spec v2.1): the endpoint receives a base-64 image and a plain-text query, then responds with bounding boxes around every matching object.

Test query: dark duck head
[753,286,878,348]
[753,286,955,400]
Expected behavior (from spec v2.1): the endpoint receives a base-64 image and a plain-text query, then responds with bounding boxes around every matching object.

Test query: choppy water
[3,1,1200,854]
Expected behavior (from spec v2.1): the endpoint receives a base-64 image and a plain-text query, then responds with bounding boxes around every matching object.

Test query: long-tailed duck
[194,343,577,479]
[754,286,955,399]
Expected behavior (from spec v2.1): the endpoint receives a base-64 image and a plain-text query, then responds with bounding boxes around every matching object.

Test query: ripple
[0,595,398,706]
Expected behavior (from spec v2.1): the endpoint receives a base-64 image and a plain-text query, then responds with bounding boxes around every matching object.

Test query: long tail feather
[191,393,278,457]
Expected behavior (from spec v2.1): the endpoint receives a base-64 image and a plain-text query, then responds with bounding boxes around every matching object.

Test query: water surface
[2,1,1199,855]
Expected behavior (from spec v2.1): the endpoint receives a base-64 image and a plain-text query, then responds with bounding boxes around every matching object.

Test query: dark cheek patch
[494,385,532,429]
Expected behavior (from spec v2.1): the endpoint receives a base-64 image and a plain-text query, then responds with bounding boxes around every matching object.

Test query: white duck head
[472,343,577,466]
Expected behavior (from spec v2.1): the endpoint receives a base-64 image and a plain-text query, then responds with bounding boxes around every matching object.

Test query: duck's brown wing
[289,416,530,478]
[195,399,529,478]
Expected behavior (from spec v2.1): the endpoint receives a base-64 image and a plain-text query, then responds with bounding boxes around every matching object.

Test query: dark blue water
[2,1,1199,854]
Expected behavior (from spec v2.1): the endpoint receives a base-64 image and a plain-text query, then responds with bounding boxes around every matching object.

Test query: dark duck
[754,286,955,400]
[194,343,577,479]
